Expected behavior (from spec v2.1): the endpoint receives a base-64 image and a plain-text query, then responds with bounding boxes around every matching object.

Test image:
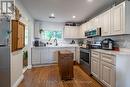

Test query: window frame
[41,30,63,40]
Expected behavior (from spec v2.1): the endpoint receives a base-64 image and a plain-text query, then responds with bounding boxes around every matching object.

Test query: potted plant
[78,39,84,46]
[39,29,44,34]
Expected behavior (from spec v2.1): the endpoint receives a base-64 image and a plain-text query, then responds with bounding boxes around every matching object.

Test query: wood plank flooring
[18,65,102,87]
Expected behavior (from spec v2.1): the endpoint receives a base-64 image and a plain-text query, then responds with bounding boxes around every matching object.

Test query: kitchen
[0,0,130,87]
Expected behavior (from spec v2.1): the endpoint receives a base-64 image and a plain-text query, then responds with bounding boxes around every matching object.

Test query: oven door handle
[80,50,90,54]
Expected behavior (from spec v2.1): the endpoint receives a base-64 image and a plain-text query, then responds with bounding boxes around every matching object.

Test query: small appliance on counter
[70,40,76,44]
[101,38,114,50]
[33,37,40,47]
[91,42,101,49]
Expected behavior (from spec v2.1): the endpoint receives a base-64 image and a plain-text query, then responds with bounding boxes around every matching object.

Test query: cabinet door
[52,48,60,63]
[64,26,70,38]
[79,23,86,38]
[40,48,50,64]
[32,48,41,65]
[93,17,100,28]
[75,47,80,63]
[100,61,116,87]
[70,26,78,38]
[101,10,111,36]
[91,57,100,80]
[12,20,18,52]
[78,23,87,38]
[111,3,124,35]
[73,26,80,38]
[88,20,94,30]
[64,26,78,38]
[17,22,25,49]
[48,48,58,63]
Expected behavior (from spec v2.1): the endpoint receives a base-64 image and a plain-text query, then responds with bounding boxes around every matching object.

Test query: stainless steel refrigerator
[0,15,11,87]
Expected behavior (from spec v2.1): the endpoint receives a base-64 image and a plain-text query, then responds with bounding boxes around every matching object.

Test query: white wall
[34,21,78,44]
[11,0,34,86]
[41,21,65,31]
[34,21,65,38]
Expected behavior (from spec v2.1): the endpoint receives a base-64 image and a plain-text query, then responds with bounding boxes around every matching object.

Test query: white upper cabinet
[92,16,100,28]
[111,3,124,35]
[103,1,130,36]
[101,10,111,36]
[85,1,130,36]
[64,26,80,38]
[63,26,70,38]
[110,1,130,35]
[79,23,87,38]
[34,21,42,38]
[87,19,94,30]
[64,1,130,38]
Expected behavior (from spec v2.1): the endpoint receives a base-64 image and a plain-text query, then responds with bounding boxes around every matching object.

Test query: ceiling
[20,0,115,22]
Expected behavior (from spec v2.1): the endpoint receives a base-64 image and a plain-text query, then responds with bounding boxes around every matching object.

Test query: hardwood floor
[18,65,102,87]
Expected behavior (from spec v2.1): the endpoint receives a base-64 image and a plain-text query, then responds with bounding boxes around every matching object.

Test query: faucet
[54,39,58,46]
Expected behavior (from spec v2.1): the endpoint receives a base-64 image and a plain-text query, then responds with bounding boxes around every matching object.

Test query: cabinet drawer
[91,51,100,59]
[101,53,115,65]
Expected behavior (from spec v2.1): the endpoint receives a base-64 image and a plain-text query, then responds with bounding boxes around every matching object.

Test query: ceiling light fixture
[51,13,54,17]
[72,16,76,19]
[88,0,93,2]
[49,13,55,18]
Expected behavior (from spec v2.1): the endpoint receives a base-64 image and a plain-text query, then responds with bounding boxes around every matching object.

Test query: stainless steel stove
[80,43,101,75]
[80,47,91,75]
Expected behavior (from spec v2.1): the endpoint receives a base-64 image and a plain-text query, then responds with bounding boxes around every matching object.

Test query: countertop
[32,44,80,48]
[92,48,130,56]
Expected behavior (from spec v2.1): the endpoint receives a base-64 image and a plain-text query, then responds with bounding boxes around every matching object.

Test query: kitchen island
[31,44,80,66]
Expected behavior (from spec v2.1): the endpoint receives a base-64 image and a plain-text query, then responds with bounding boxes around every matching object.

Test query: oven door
[80,48,91,74]
[80,48,90,65]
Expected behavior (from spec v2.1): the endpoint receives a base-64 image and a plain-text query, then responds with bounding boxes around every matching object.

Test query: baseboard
[32,63,57,68]
[27,65,32,69]
[23,67,28,73]
[12,74,24,87]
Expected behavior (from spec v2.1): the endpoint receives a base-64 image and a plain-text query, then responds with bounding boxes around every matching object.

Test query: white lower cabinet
[32,47,77,65]
[32,48,41,65]
[91,57,100,80]
[48,48,60,63]
[40,48,50,64]
[91,51,116,87]
[100,61,116,87]
[75,47,80,63]
[48,48,55,63]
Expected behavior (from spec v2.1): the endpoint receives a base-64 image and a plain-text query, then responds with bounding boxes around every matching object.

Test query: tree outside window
[42,31,62,40]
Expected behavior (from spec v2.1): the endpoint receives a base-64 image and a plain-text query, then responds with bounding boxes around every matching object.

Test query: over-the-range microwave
[85,28,101,37]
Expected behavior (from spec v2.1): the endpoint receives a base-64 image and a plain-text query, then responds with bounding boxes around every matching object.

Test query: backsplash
[93,35,130,48]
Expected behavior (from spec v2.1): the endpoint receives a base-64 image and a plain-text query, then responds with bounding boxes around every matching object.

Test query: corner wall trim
[12,74,24,87]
